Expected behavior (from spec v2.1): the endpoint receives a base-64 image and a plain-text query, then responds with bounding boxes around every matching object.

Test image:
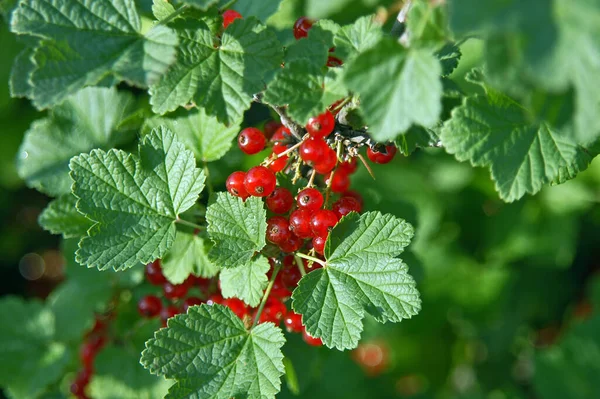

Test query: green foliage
[220,256,270,306]
[38,194,94,238]
[141,304,285,398]
[161,231,218,284]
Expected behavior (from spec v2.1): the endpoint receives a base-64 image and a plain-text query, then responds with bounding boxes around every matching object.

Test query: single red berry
[289,209,314,239]
[312,235,326,255]
[226,171,249,199]
[338,158,357,174]
[313,146,337,174]
[224,298,248,319]
[264,120,282,139]
[310,209,338,237]
[302,329,323,346]
[332,196,361,219]
[183,297,203,312]
[206,294,223,306]
[299,138,329,164]
[306,111,335,139]
[138,295,162,318]
[293,16,314,40]
[269,155,288,173]
[266,216,292,245]
[327,56,343,67]
[367,145,397,164]
[281,265,302,289]
[79,342,97,369]
[238,127,266,155]
[145,260,166,285]
[263,297,287,323]
[266,187,294,214]
[160,305,180,326]
[343,190,363,207]
[222,9,242,28]
[271,126,292,144]
[284,311,303,333]
[326,171,350,193]
[279,234,304,253]
[296,187,324,211]
[163,282,189,300]
[244,166,277,197]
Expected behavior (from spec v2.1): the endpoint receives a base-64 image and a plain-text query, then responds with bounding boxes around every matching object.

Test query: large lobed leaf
[292,212,421,350]
[141,304,285,399]
[69,126,205,271]
[161,231,219,284]
[220,256,270,307]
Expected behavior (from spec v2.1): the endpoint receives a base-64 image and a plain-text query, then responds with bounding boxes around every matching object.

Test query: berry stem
[295,252,326,267]
[306,169,316,188]
[294,255,307,277]
[265,137,306,166]
[157,4,189,26]
[252,264,282,328]
[203,162,214,196]
[175,218,204,231]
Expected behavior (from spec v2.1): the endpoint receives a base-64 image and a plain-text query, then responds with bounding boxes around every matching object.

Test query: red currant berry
[332,196,361,218]
[137,295,162,318]
[326,171,350,193]
[263,297,287,323]
[338,158,357,174]
[79,342,97,369]
[222,9,242,28]
[327,56,343,67]
[264,120,282,139]
[289,209,314,239]
[367,145,397,164]
[313,146,337,174]
[300,138,329,164]
[310,210,338,237]
[266,187,294,214]
[312,235,326,255]
[284,311,303,333]
[293,16,313,40]
[296,187,324,211]
[269,155,288,173]
[281,265,302,289]
[226,171,249,199]
[163,282,189,300]
[306,110,335,139]
[182,297,203,312]
[224,298,248,319]
[271,126,292,143]
[238,127,266,155]
[244,166,276,197]
[206,294,223,306]
[302,329,323,346]
[279,234,304,253]
[343,190,363,207]
[266,216,292,245]
[160,305,180,326]
[145,260,166,285]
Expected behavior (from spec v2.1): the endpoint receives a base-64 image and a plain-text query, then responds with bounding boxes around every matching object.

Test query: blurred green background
[2,1,600,399]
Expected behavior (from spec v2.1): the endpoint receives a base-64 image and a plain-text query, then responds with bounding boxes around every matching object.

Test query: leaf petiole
[295,252,326,267]
[175,218,204,231]
[294,255,307,276]
[252,264,281,328]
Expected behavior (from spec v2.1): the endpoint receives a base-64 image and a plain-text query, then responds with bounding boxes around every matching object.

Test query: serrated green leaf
[233,0,283,22]
[162,231,218,284]
[395,126,438,156]
[153,0,177,20]
[292,212,420,350]
[437,43,461,77]
[441,95,594,202]
[143,107,241,162]
[264,62,348,124]
[39,194,94,238]
[344,39,442,141]
[407,0,450,46]
[150,17,282,124]
[333,15,382,61]
[141,304,285,399]
[17,87,138,197]
[9,47,35,98]
[179,0,219,10]
[69,126,205,271]
[10,0,178,108]
[220,256,269,307]
[90,346,170,399]
[206,193,266,268]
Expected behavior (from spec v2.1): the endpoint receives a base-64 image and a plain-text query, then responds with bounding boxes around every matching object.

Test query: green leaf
[179,0,219,10]
[39,194,94,238]
[161,231,218,284]
[69,126,205,271]
[292,212,420,350]
[0,297,70,398]
[333,15,383,61]
[10,0,178,108]
[395,126,438,156]
[141,304,285,399]
[90,345,171,399]
[284,21,336,68]
[440,95,594,202]
[17,87,138,197]
[233,0,283,22]
[153,0,177,20]
[406,0,450,46]
[344,38,442,142]
[206,193,267,268]
[220,256,270,307]
[264,62,348,124]
[143,107,241,162]
[150,17,282,124]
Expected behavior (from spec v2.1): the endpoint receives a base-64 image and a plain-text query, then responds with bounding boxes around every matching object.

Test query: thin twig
[175,218,204,230]
[253,94,305,141]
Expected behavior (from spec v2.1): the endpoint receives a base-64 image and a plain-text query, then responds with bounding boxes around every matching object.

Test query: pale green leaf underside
[141,304,285,399]
[206,193,267,268]
[144,108,241,162]
[344,38,442,142]
[10,0,178,108]
[292,212,421,350]
[17,87,137,197]
[162,231,218,284]
[69,126,205,271]
[441,95,593,202]
[220,256,270,307]
[39,194,94,238]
